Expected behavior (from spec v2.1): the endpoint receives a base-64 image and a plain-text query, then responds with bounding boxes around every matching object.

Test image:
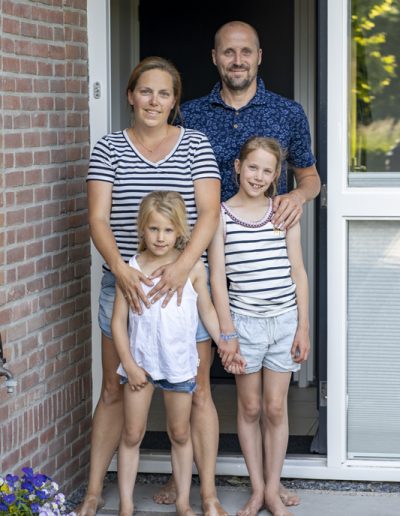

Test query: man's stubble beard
[221,69,257,92]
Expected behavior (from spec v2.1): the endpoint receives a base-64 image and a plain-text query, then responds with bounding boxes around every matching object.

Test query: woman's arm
[111,285,148,390]
[149,177,221,306]
[88,180,152,313]
[192,259,245,374]
[286,222,310,363]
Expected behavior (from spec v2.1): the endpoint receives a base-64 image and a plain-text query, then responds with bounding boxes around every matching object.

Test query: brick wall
[0,0,92,494]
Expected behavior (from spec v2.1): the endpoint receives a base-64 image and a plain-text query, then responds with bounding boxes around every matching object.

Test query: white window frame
[327,0,400,479]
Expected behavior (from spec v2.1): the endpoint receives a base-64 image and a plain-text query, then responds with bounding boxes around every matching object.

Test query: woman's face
[128,69,176,128]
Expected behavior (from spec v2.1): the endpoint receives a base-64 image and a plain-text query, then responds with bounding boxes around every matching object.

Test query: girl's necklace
[130,127,170,153]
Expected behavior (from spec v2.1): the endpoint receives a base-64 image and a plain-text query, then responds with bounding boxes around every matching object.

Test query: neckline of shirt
[123,126,184,167]
[221,200,273,228]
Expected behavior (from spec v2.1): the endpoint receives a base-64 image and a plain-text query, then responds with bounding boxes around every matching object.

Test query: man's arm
[271,164,320,229]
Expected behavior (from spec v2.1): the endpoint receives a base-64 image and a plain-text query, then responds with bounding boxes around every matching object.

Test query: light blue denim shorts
[98,269,210,342]
[120,375,196,394]
[232,309,301,374]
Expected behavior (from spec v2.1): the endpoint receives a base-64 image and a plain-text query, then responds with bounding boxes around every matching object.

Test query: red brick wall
[0,0,92,494]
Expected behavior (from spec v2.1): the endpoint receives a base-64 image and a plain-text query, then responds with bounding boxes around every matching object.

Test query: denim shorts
[120,375,196,394]
[232,309,301,374]
[98,269,210,342]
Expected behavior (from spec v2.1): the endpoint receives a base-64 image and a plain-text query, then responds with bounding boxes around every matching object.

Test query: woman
[77,56,222,515]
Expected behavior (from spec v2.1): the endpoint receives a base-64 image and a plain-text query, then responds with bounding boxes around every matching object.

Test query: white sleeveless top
[117,256,199,383]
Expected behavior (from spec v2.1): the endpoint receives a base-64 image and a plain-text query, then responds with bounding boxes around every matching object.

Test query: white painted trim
[326,0,350,471]
[87,0,111,408]
[326,0,400,473]
[108,452,400,481]
[293,0,315,387]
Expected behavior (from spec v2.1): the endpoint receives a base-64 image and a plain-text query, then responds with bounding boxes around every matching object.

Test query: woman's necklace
[130,127,170,153]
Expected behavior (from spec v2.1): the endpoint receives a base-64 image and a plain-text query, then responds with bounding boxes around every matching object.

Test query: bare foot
[265,490,293,516]
[202,497,228,516]
[176,503,196,516]
[279,483,300,507]
[152,476,177,505]
[118,505,134,516]
[237,492,264,516]
[75,494,105,516]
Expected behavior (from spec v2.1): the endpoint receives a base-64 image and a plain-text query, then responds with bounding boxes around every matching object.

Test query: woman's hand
[114,262,153,314]
[147,260,191,308]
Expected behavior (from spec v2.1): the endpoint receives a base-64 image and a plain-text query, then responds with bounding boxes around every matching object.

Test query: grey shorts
[232,309,301,374]
[98,269,210,342]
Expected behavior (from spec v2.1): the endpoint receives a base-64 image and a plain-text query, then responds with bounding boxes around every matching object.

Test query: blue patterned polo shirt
[181,78,316,201]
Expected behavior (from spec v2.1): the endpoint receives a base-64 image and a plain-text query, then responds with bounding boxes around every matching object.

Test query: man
[154,20,320,515]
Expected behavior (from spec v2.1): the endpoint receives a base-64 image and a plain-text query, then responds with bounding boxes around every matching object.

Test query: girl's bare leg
[154,343,227,516]
[262,369,293,516]
[118,383,154,516]
[76,334,124,516]
[164,390,196,516]
[235,372,265,516]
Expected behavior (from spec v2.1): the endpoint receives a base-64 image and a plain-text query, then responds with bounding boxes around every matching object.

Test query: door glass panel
[347,220,400,458]
[349,1,400,186]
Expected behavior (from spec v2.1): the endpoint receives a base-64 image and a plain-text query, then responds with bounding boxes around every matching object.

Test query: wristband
[220,331,238,341]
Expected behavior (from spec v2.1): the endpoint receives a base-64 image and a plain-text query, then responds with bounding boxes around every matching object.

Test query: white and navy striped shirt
[87,127,220,270]
[222,202,297,317]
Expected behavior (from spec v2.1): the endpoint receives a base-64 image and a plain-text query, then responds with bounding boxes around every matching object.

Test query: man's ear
[258,48,262,66]
[212,49,217,66]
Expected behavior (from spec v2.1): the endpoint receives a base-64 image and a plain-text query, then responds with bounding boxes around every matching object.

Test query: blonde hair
[126,56,182,124]
[137,191,190,252]
[236,136,285,197]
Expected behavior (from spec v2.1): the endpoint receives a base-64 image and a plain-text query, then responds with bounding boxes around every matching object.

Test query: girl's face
[142,211,178,257]
[235,148,277,198]
[128,69,176,128]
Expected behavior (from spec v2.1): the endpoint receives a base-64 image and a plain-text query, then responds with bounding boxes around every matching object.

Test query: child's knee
[122,426,145,448]
[264,400,286,425]
[239,398,262,422]
[168,424,190,446]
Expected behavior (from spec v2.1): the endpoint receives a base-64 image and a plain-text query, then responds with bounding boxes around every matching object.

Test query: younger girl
[208,137,310,516]
[112,191,244,516]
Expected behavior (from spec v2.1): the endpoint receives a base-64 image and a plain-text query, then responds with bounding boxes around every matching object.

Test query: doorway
[92,0,324,468]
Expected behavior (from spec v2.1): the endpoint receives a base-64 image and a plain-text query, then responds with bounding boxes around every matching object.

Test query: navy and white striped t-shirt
[87,127,220,270]
[222,202,297,317]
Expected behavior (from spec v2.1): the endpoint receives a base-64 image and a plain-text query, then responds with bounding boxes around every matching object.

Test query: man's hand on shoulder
[271,190,305,230]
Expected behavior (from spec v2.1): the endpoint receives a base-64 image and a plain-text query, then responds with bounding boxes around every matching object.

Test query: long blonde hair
[236,136,285,197]
[137,191,190,252]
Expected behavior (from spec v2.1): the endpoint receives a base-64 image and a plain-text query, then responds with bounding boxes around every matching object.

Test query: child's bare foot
[237,492,264,516]
[279,484,300,506]
[176,505,196,516]
[75,494,105,516]
[265,490,293,516]
[118,503,134,516]
[152,477,177,504]
[202,497,228,516]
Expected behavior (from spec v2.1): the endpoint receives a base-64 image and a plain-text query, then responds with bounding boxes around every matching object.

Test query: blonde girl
[208,137,310,516]
[112,191,243,516]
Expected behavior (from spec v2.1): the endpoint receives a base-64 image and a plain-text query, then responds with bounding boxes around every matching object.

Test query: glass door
[327,0,400,467]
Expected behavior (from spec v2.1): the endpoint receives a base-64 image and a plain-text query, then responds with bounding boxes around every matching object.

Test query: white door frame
[86,0,400,480]
[87,0,111,408]
[326,0,400,479]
